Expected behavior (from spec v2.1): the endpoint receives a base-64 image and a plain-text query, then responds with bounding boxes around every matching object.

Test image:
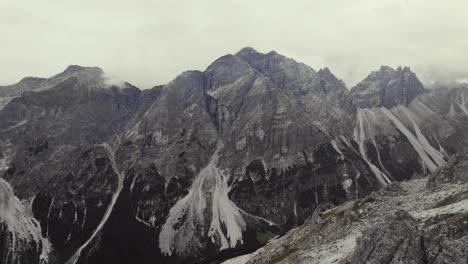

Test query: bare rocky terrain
[224,153,468,264]
[1,48,468,263]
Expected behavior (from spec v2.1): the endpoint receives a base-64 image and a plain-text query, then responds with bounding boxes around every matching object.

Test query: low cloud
[103,73,126,88]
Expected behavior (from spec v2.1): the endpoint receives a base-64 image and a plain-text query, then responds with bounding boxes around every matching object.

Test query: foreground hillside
[224,153,468,264]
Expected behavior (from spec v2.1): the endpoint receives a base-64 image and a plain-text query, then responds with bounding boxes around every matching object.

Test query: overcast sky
[1,0,467,89]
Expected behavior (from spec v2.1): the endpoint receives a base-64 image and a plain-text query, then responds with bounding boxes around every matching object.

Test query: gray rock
[352,210,424,264]
[351,210,468,264]
[0,48,468,263]
[350,66,426,108]
[427,152,468,188]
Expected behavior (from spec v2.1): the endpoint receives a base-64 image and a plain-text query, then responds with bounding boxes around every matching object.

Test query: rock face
[427,152,468,188]
[0,48,468,263]
[352,154,468,264]
[352,211,468,264]
[226,156,468,264]
[350,66,426,108]
[0,65,105,110]
[0,77,47,98]
[0,178,50,264]
[352,210,423,264]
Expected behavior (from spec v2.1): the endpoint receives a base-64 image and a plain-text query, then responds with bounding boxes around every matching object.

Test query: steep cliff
[1,48,467,263]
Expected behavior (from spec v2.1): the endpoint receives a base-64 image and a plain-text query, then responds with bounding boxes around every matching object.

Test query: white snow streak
[342,178,353,191]
[0,145,13,172]
[159,142,246,256]
[381,108,445,172]
[432,133,448,156]
[449,102,457,117]
[361,110,392,176]
[45,196,55,238]
[81,207,87,229]
[400,107,446,167]
[294,201,298,217]
[331,140,344,160]
[0,178,51,263]
[66,142,124,264]
[65,203,78,243]
[354,109,391,185]
[455,93,468,117]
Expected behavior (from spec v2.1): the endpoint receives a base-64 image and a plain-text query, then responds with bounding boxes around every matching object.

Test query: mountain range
[1,47,467,264]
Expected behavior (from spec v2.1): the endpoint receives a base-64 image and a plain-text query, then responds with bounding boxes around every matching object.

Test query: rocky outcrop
[0,178,50,264]
[351,210,468,264]
[350,66,426,108]
[427,152,468,188]
[223,174,468,264]
[0,77,47,98]
[0,77,47,110]
[0,66,105,110]
[351,210,423,263]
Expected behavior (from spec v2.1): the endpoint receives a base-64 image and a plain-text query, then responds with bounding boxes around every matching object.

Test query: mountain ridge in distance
[0,47,467,264]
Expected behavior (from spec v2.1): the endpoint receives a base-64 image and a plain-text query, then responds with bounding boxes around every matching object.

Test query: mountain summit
[350,65,425,108]
[0,49,467,264]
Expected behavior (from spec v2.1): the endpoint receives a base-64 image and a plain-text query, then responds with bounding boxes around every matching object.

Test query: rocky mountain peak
[2,48,468,264]
[235,47,260,57]
[266,50,280,57]
[318,67,332,75]
[318,67,348,94]
[318,67,337,81]
[0,76,47,99]
[18,76,47,84]
[379,65,394,72]
[233,48,325,98]
[43,65,106,91]
[204,54,254,92]
[350,65,425,108]
[370,65,418,80]
[397,66,413,73]
[62,65,103,74]
[49,65,105,84]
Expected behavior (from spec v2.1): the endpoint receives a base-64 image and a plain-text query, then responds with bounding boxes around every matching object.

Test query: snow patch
[400,107,446,167]
[255,127,265,141]
[361,110,392,176]
[81,206,87,229]
[153,130,169,145]
[331,139,344,160]
[236,137,247,150]
[0,144,14,172]
[382,108,445,172]
[0,178,51,263]
[3,119,28,132]
[45,196,55,238]
[0,96,14,110]
[455,92,468,117]
[342,178,353,191]
[313,121,331,137]
[353,109,391,185]
[159,142,246,256]
[432,134,448,156]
